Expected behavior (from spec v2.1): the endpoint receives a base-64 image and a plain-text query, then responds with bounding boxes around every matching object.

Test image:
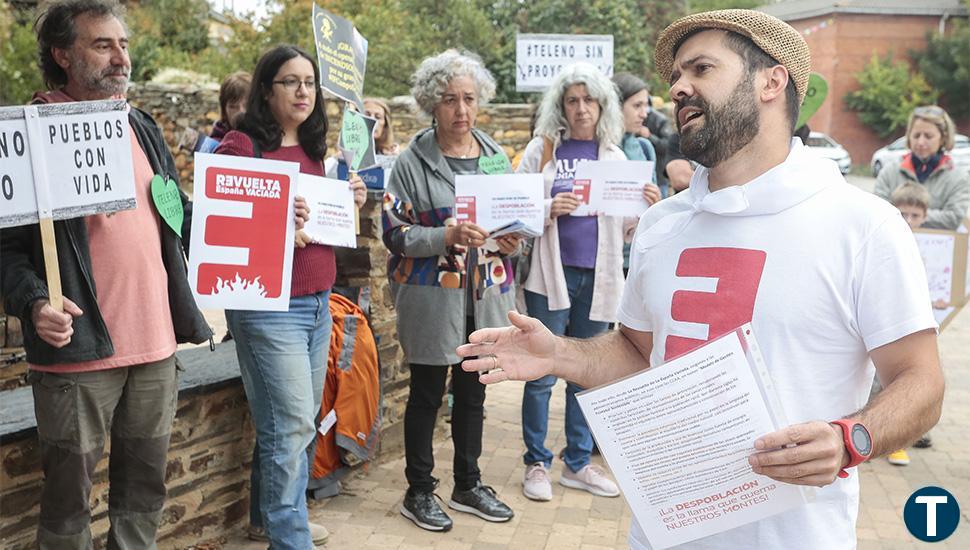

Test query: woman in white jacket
[515,63,659,502]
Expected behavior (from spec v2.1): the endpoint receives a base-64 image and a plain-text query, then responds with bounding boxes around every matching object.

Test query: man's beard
[70,53,129,97]
[677,72,760,168]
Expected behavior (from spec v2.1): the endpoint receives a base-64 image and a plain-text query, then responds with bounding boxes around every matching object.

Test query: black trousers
[404,332,486,492]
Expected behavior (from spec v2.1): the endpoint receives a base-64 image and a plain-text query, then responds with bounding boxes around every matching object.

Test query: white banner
[516,33,614,92]
[298,174,357,249]
[0,100,135,228]
[574,159,654,217]
[454,173,545,236]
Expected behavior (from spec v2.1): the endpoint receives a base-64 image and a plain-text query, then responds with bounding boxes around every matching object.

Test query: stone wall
[125,84,538,193]
[1,382,255,549]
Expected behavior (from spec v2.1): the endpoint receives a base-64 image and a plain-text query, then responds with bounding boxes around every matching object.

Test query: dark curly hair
[35,0,126,90]
[236,45,328,162]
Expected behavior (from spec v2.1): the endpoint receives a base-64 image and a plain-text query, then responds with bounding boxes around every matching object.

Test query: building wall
[792,13,966,167]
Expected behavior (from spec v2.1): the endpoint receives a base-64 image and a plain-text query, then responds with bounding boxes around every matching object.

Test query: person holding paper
[214,45,365,549]
[459,10,943,550]
[383,49,518,533]
[613,72,663,276]
[0,1,213,547]
[613,72,661,197]
[874,105,969,230]
[514,62,639,503]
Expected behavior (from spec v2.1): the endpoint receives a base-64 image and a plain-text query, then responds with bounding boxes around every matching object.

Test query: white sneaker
[248,521,329,545]
[560,464,620,497]
[523,462,553,501]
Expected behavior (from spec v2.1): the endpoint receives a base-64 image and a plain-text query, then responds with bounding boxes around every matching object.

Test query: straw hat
[655,9,811,103]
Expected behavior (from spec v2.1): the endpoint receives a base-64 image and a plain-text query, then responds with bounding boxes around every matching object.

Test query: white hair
[410,49,497,116]
[534,63,623,146]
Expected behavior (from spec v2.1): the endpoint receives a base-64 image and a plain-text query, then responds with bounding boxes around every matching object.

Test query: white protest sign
[188,153,299,311]
[914,231,956,304]
[0,100,135,228]
[516,33,614,92]
[573,160,654,217]
[454,173,544,236]
[298,174,357,248]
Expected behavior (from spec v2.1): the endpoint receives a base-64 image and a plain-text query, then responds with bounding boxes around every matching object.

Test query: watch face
[851,424,872,456]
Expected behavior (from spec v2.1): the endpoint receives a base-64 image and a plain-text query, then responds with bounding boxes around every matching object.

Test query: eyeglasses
[914,105,945,117]
[273,78,317,93]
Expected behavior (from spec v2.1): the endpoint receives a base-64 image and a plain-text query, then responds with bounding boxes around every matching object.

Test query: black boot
[400,488,453,532]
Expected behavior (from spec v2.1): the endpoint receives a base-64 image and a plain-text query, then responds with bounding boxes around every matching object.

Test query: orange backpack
[311,292,381,482]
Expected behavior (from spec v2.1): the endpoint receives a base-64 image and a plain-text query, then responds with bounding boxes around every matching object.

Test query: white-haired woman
[515,62,633,502]
[383,49,517,532]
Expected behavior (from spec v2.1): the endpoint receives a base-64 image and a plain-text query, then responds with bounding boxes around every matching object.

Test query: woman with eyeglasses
[215,45,365,549]
[875,105,969,230]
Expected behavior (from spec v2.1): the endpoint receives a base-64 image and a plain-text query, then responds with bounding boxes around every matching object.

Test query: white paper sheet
[454,173,544,235]
[576,325,812,549]
[298,174,357,249]
[571,159,654,217]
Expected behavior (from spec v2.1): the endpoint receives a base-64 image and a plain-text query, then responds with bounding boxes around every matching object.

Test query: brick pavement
[219,304,968,549]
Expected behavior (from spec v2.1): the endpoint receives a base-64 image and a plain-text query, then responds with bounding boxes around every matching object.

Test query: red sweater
[215,131,335,296]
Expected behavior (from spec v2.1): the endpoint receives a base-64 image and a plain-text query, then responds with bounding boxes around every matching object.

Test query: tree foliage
[122,0,687,103]
[844,53,938,138]
[911,20,970,119]
[0,5,43,105]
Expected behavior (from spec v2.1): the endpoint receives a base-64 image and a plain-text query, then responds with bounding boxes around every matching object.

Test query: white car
[806,132,852,174]
[871,134,970,177]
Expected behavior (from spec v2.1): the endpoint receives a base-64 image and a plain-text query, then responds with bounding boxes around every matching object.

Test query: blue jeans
[522,266,608,473]
[227,290,332,550]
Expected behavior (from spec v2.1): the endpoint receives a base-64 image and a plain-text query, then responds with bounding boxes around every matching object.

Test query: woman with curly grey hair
[383,49,517,532]
[514,62,633,503]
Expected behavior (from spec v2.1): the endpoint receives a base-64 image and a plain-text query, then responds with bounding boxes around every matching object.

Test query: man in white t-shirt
[456,9,943,549]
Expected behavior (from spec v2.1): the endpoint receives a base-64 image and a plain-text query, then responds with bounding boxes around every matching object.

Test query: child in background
[892,182,930,231]
[883,182,938,466]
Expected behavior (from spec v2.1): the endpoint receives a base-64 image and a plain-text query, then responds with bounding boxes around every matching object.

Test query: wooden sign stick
[38,219,64,312]
[24,106,64,312]
[340,148,361,235]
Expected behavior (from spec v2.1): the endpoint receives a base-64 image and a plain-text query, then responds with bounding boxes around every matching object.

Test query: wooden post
[351,169,361,235]
[38,218,64,312]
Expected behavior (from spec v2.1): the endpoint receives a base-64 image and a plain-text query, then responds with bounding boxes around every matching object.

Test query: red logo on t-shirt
[196,166,290,299]
[665,247,767,360]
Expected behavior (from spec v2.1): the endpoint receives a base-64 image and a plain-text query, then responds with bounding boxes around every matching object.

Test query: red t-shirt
[215,131,336,296]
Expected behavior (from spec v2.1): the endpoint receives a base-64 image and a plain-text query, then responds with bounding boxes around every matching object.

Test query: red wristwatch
[830,419,873,478]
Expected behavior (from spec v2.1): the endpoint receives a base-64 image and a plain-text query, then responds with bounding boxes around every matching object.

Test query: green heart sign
[340,109,370,171]
[796,73,829,129]
[151,174,183,237]
[478,153,510,175]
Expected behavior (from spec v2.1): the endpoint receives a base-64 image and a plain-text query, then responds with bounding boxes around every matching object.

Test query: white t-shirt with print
[618,141,936,550]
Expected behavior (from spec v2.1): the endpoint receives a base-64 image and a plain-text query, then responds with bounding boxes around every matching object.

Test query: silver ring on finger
[490,354,499,371]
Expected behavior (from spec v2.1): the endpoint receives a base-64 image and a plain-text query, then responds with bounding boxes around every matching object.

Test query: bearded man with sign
[0,1,211,548]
